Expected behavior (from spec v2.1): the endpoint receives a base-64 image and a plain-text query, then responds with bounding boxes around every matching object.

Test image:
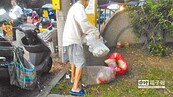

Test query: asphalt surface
[0,72,59,97]
[0,45,110,97]
[0,58,65,97]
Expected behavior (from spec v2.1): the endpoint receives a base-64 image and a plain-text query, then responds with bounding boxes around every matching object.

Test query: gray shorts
[62,44,85,68]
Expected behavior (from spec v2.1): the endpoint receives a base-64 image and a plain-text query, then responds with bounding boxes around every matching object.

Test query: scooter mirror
[9,12,17,20]
[0,9,6,15]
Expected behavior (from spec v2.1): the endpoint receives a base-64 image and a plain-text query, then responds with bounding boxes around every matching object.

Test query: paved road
[0,58,63,97]
[0,72,58,97]
[0,45,111,97]
[84,45,108,66]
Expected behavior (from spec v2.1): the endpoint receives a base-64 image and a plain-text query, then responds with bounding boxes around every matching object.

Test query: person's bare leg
[72,67,82,92]
[70,64,75,83]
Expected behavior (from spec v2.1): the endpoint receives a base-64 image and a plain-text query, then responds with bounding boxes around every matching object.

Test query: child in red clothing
[31,11,38,24]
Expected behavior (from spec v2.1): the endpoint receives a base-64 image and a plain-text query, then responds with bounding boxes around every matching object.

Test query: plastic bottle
[65,70,70,80]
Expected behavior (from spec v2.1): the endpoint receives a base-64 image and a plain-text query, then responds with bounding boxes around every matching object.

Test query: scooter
[18,23,53,75]
[0,9,53,78]
[37,18,58,54]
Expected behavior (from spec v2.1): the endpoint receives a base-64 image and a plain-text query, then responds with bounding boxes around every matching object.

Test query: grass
[50,44,173,97]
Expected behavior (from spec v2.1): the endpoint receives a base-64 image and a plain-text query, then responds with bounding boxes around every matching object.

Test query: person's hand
[96,33,100,40]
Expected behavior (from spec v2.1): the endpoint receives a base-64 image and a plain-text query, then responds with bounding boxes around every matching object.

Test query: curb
[36,64,69,97]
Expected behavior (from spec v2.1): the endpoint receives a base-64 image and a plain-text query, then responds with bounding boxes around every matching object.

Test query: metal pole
[98,7,101,31]
[109,9,111,17]
[104,8,106,24]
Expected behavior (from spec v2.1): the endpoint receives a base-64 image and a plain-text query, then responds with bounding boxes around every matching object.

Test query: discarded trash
[82,66,115,85]
[85,33,110,57]
[116,42,121,48]
[65,70,70,79]
[124,42,129,48]
[104,59,117,68]
[96,67,115,84]
[105,52,128,75]
[81,83,88,88]
[66,74,70,79]
[116,41,129,48]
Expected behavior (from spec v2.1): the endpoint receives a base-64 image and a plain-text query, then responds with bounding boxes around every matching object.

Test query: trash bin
[16,23,37,47]
[21,37,49,53]
[16,29,25,47]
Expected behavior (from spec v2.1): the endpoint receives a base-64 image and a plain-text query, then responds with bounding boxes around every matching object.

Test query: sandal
[69,89,86,96]
[69,81,74,85]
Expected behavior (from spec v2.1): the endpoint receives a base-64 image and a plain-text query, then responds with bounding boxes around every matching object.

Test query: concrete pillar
[57,0,70,61]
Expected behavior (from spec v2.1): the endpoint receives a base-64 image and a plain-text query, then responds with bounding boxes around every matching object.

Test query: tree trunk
[57,0,70,61]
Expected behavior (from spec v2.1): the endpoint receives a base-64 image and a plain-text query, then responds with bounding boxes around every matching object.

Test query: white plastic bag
[85,34,110,57]
[104,59,117,68]
[82,66,115,85]
[96,67,115,84]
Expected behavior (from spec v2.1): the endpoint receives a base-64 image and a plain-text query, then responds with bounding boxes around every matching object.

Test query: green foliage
[50,46,173,96]
[126,0,173,56]
[50,79,71,95]
[148,34,168,56]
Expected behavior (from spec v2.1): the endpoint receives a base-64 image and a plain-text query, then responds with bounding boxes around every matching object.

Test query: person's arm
[12,6,23,18]
[18,6,23,18]
[75,6,100,39]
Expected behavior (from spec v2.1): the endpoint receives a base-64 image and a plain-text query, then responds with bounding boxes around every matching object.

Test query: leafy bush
[147,34,168,56]
[126,0,173,56]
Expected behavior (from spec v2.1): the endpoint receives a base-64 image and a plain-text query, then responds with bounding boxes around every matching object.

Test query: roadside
[36,61,69,97]
[49,44,173,97]
[0,55,65,97]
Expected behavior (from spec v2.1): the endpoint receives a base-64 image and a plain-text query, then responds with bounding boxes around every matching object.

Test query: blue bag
[8,48,37,90]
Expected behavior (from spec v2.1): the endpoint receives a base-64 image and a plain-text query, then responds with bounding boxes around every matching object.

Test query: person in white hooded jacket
[11,0,23,40]
[62,0,100,95]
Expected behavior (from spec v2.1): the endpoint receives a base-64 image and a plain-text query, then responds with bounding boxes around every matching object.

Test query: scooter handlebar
[35,17,43,28]
[13,26,40,34]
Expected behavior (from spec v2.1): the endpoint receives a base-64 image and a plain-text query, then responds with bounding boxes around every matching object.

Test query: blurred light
[119,6,124,11]
[9,12,17,20]
[107,4,120,10]
[0,9,6,15]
